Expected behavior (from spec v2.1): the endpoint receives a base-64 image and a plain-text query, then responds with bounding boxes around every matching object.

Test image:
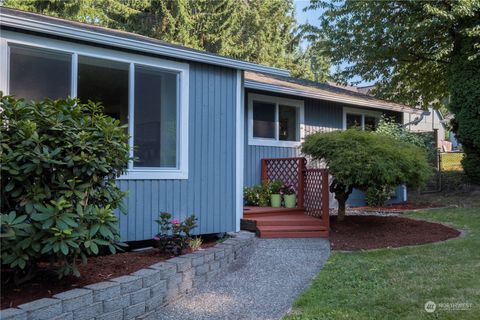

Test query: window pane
[346,113,362,129]
[253,101,276,139]
[134,66,178,168]
[77,55,129,125]
[364,116,379,131]
[9,44,71,100]
[279,105,298,141]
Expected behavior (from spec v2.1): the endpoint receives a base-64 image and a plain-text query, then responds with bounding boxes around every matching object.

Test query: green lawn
[285,208,480,320]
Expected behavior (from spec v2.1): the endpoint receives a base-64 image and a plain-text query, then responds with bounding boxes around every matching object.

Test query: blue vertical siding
[117,63,238,241]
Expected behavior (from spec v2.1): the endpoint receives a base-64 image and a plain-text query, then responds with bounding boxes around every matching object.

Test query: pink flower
[172,219,180,225]
[153,236,160,241]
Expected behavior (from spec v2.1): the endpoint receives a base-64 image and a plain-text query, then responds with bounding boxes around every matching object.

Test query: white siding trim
[247,93,305,148]
[235,70,244,231]
[1,30,189,180]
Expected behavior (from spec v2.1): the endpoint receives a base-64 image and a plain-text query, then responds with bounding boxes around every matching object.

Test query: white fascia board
[245,80,423,115]
[0,13,289,77]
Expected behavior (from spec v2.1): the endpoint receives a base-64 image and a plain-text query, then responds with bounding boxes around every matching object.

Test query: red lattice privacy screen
[304,169,330,226]
[261,158,329,224]
[261,157,306,208]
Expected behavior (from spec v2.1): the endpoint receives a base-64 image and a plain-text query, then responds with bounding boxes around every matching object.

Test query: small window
[134,66,178,168]
[346,113,362,129]
[9,44,71,100]
[343,107,382,131]
[253,101,276,139]
[279,105,298,141]
[248,93,304,147]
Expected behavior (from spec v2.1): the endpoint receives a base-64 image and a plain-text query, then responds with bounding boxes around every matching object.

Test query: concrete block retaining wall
[0,231,256,320]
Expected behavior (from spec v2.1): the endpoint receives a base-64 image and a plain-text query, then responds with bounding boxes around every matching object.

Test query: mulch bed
[351,203,445,212]
[1,239,218,309]
[330,215,460,251]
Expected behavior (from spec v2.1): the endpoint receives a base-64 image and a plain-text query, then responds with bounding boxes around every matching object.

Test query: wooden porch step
[257,225,328,232]
[243,207,305,218]
[259,230,329,238]
[254,216,325,227]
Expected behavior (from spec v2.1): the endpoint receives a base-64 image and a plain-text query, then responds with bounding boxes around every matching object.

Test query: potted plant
[269,180,283,208]
[282,184,296,208]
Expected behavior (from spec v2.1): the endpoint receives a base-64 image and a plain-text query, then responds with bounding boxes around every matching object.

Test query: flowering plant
[153,212,198,255]
[281,184,296,195]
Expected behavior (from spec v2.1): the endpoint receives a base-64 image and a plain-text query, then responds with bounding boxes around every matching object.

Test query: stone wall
[1,231,256,320]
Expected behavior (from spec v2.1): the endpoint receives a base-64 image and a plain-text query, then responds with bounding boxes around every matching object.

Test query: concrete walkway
[157,238,330,320]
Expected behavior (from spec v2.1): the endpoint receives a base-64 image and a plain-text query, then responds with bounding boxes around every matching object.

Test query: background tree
[3,0,331,81]
[305,0,480,182]
[302,130,431,221]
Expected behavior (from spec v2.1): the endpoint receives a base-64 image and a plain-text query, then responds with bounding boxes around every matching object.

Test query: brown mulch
[351,203,445,212]
[1,240,218,309]
[330,215,460,251]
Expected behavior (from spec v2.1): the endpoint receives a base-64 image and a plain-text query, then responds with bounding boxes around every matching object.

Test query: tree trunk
[337,198,346,221]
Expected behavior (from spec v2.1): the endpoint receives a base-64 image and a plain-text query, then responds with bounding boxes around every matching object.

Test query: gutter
[0,10,289,77]
[245,80,423,114]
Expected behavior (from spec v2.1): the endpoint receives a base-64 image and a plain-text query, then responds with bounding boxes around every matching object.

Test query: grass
[285,207,480,320]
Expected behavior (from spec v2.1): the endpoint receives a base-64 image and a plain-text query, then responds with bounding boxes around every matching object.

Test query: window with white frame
[248,93,304,147]
[343,107,382,131]
[4,34,189,179]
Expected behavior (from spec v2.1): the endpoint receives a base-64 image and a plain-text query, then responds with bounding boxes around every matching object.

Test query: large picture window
[248,93,304,147]
[4,37,189,179]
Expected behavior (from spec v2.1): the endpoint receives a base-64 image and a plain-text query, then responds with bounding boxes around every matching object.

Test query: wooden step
[259,230,329,238]
[243,207,305,218]
[257,225,328,232]
[254,217,326,227]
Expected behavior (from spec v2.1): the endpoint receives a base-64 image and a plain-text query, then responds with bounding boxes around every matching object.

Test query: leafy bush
[365,186,395,206]
[243,182,272,206]
[153,212,197,256]
[302,129,431,220]
[0,95,130,281]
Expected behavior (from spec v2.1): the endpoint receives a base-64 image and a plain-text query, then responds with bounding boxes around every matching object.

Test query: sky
[294,0,374,86]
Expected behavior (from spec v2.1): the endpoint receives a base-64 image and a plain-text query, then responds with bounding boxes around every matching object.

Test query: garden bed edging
[0,231,256,320]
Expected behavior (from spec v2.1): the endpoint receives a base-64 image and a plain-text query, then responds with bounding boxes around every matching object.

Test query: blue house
[0,8,422,241]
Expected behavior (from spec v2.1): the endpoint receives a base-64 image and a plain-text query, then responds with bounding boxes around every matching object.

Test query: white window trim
[248,93,304,148]
[0,30,189,180]
[342,107,382,130]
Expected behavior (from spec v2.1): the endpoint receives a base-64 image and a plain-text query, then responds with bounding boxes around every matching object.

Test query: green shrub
[0,95,130,281]
[365,186,395,207]
[302,129,431,220]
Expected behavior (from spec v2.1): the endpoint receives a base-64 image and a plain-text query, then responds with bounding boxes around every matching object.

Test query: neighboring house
[0,8,423,241]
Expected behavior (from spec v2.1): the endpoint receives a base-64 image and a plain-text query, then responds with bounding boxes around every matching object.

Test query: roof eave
[245,80,422,115]
[0,11,289,77]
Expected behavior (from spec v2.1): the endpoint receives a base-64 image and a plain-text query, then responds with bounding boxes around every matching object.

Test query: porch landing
[241,206,329,238]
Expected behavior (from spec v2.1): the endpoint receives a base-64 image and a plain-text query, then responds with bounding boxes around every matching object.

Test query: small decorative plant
[153,212,197,256]
[269,180,284,208]
[282,184,297,208]
[258,181,271,207]
[188,237,203,252]
[243,186,259,206]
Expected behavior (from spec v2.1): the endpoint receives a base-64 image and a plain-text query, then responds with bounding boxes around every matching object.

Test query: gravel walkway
[157,237,330,320]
